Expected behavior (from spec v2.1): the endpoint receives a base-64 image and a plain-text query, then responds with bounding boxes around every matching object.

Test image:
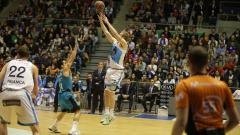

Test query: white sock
[105,107,110,115]
[110,108,114,117]
[51,119,59,127]
[70,121,78,131]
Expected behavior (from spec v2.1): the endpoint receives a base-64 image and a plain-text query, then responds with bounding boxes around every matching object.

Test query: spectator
[158,34,168,46]
[124,62,132,79]
[91,62,106,114]
[86,73,93,110]
[117,79,136,113]
[163,73,176,84]
[142,79,158,113]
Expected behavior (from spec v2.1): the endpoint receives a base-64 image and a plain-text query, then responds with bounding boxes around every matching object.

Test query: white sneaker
[102,114,110,125]
[48,125,61,133]
[100,114,106,123]
[109,115,116,122]
[68,130,80,135]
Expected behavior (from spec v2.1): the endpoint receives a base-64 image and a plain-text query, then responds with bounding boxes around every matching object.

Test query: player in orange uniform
[172,46,239,135]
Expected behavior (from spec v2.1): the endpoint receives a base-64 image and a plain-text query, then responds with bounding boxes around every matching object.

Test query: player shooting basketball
[97,12,130,125]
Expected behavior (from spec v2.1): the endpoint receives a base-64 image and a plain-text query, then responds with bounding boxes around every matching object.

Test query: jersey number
[8,66,26,78]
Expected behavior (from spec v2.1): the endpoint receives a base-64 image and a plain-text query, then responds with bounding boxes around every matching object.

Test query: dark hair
[17,45,30,58]
[188,46,208,71]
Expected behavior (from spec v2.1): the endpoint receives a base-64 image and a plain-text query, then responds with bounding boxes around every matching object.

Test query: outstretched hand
[98,13,108,23]
[98,14,103,21]
[100,13,109,23]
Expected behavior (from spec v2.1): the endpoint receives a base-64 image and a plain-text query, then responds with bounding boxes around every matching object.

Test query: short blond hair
[121,31,130,42]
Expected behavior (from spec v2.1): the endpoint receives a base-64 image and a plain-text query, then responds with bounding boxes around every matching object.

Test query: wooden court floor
[9,110,240,135]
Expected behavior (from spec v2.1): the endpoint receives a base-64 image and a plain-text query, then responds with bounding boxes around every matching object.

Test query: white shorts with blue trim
[104,68,124,91]
[0,90,39,126]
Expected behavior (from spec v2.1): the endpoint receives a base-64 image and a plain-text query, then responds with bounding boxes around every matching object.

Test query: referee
[172,46,239,135]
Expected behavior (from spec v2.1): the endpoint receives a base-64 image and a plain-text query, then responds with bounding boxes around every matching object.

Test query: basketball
[95,1,105,13]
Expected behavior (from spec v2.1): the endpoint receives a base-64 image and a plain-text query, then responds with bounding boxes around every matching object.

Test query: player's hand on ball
[97,14,102,21]
[100,13,108,23]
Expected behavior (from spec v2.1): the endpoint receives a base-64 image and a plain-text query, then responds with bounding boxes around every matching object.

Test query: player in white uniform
[0,45,40,135]
[98,13,129,125]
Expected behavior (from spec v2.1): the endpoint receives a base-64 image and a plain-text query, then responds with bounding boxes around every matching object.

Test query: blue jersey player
[49,36,81,135]
[98,13,129,125]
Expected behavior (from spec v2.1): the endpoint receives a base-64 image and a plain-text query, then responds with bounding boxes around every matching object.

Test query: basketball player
[172,46,239,135]
[98,13,129,125]
[49,37,81,135]
[0,45,40,135]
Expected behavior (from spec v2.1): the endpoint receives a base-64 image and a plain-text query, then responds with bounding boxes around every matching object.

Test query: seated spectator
[214,70,224,81]
[124,62,132,79]
[153,75,161,90]
[224,69,238,87]
[142,79,158,113]
[46,64,60,76]
[158,34,169,46]
[117,79,136,113]
[163,73,175,84]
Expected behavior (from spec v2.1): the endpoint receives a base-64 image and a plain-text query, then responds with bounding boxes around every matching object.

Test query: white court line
[8,127,31,135]
[130,114,143,118]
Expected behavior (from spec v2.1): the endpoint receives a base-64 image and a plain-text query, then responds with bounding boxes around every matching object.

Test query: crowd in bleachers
[0,0,122,77]
[125,0,240,27]
[0,0,122,107]
[126,0,194,25]
[123,24,240,89]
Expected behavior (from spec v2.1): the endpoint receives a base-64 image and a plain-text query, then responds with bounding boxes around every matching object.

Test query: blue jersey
[58,73,72,92]
[109,41,127,69]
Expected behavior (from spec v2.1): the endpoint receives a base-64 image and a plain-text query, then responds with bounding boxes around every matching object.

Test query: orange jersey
[175,75,235,131]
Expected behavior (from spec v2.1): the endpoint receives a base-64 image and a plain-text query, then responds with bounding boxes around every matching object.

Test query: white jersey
[2,59,34,92]
[109,41,127,69]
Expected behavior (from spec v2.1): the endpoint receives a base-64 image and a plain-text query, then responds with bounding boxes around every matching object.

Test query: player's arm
[171,82,189,135]
[0,63,8,90]
[64,40,78,72]
[98,15,116,44]
[101,13,128,49]
[32,65,39,98]
[171,107,189,135]
[224,86,240,132]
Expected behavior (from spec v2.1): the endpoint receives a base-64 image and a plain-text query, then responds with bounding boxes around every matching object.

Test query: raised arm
[101,13,128,49]
[63,38,79,76]
[98,15,116,44]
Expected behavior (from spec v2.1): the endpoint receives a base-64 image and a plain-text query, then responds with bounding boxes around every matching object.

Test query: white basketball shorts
[104,68,124,91]
[0,90,39,126]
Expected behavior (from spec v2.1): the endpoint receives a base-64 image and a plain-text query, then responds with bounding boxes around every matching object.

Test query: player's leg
[68,96,81,135]
[0,90,14,135]
[104,88,110,114]
[18,91,40,134]
[0,92,10,135]
[109,90,116,119]
[30,124,40,135]
[49,91,68,133]
[0,123,7,135]
[101,88,110,124]
[49,112,66,133]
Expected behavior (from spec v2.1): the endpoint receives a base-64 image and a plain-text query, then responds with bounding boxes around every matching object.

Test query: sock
[105,107,110,115]
[70,121,79,131]
[51,119,59,127]
[110,108,114,117]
